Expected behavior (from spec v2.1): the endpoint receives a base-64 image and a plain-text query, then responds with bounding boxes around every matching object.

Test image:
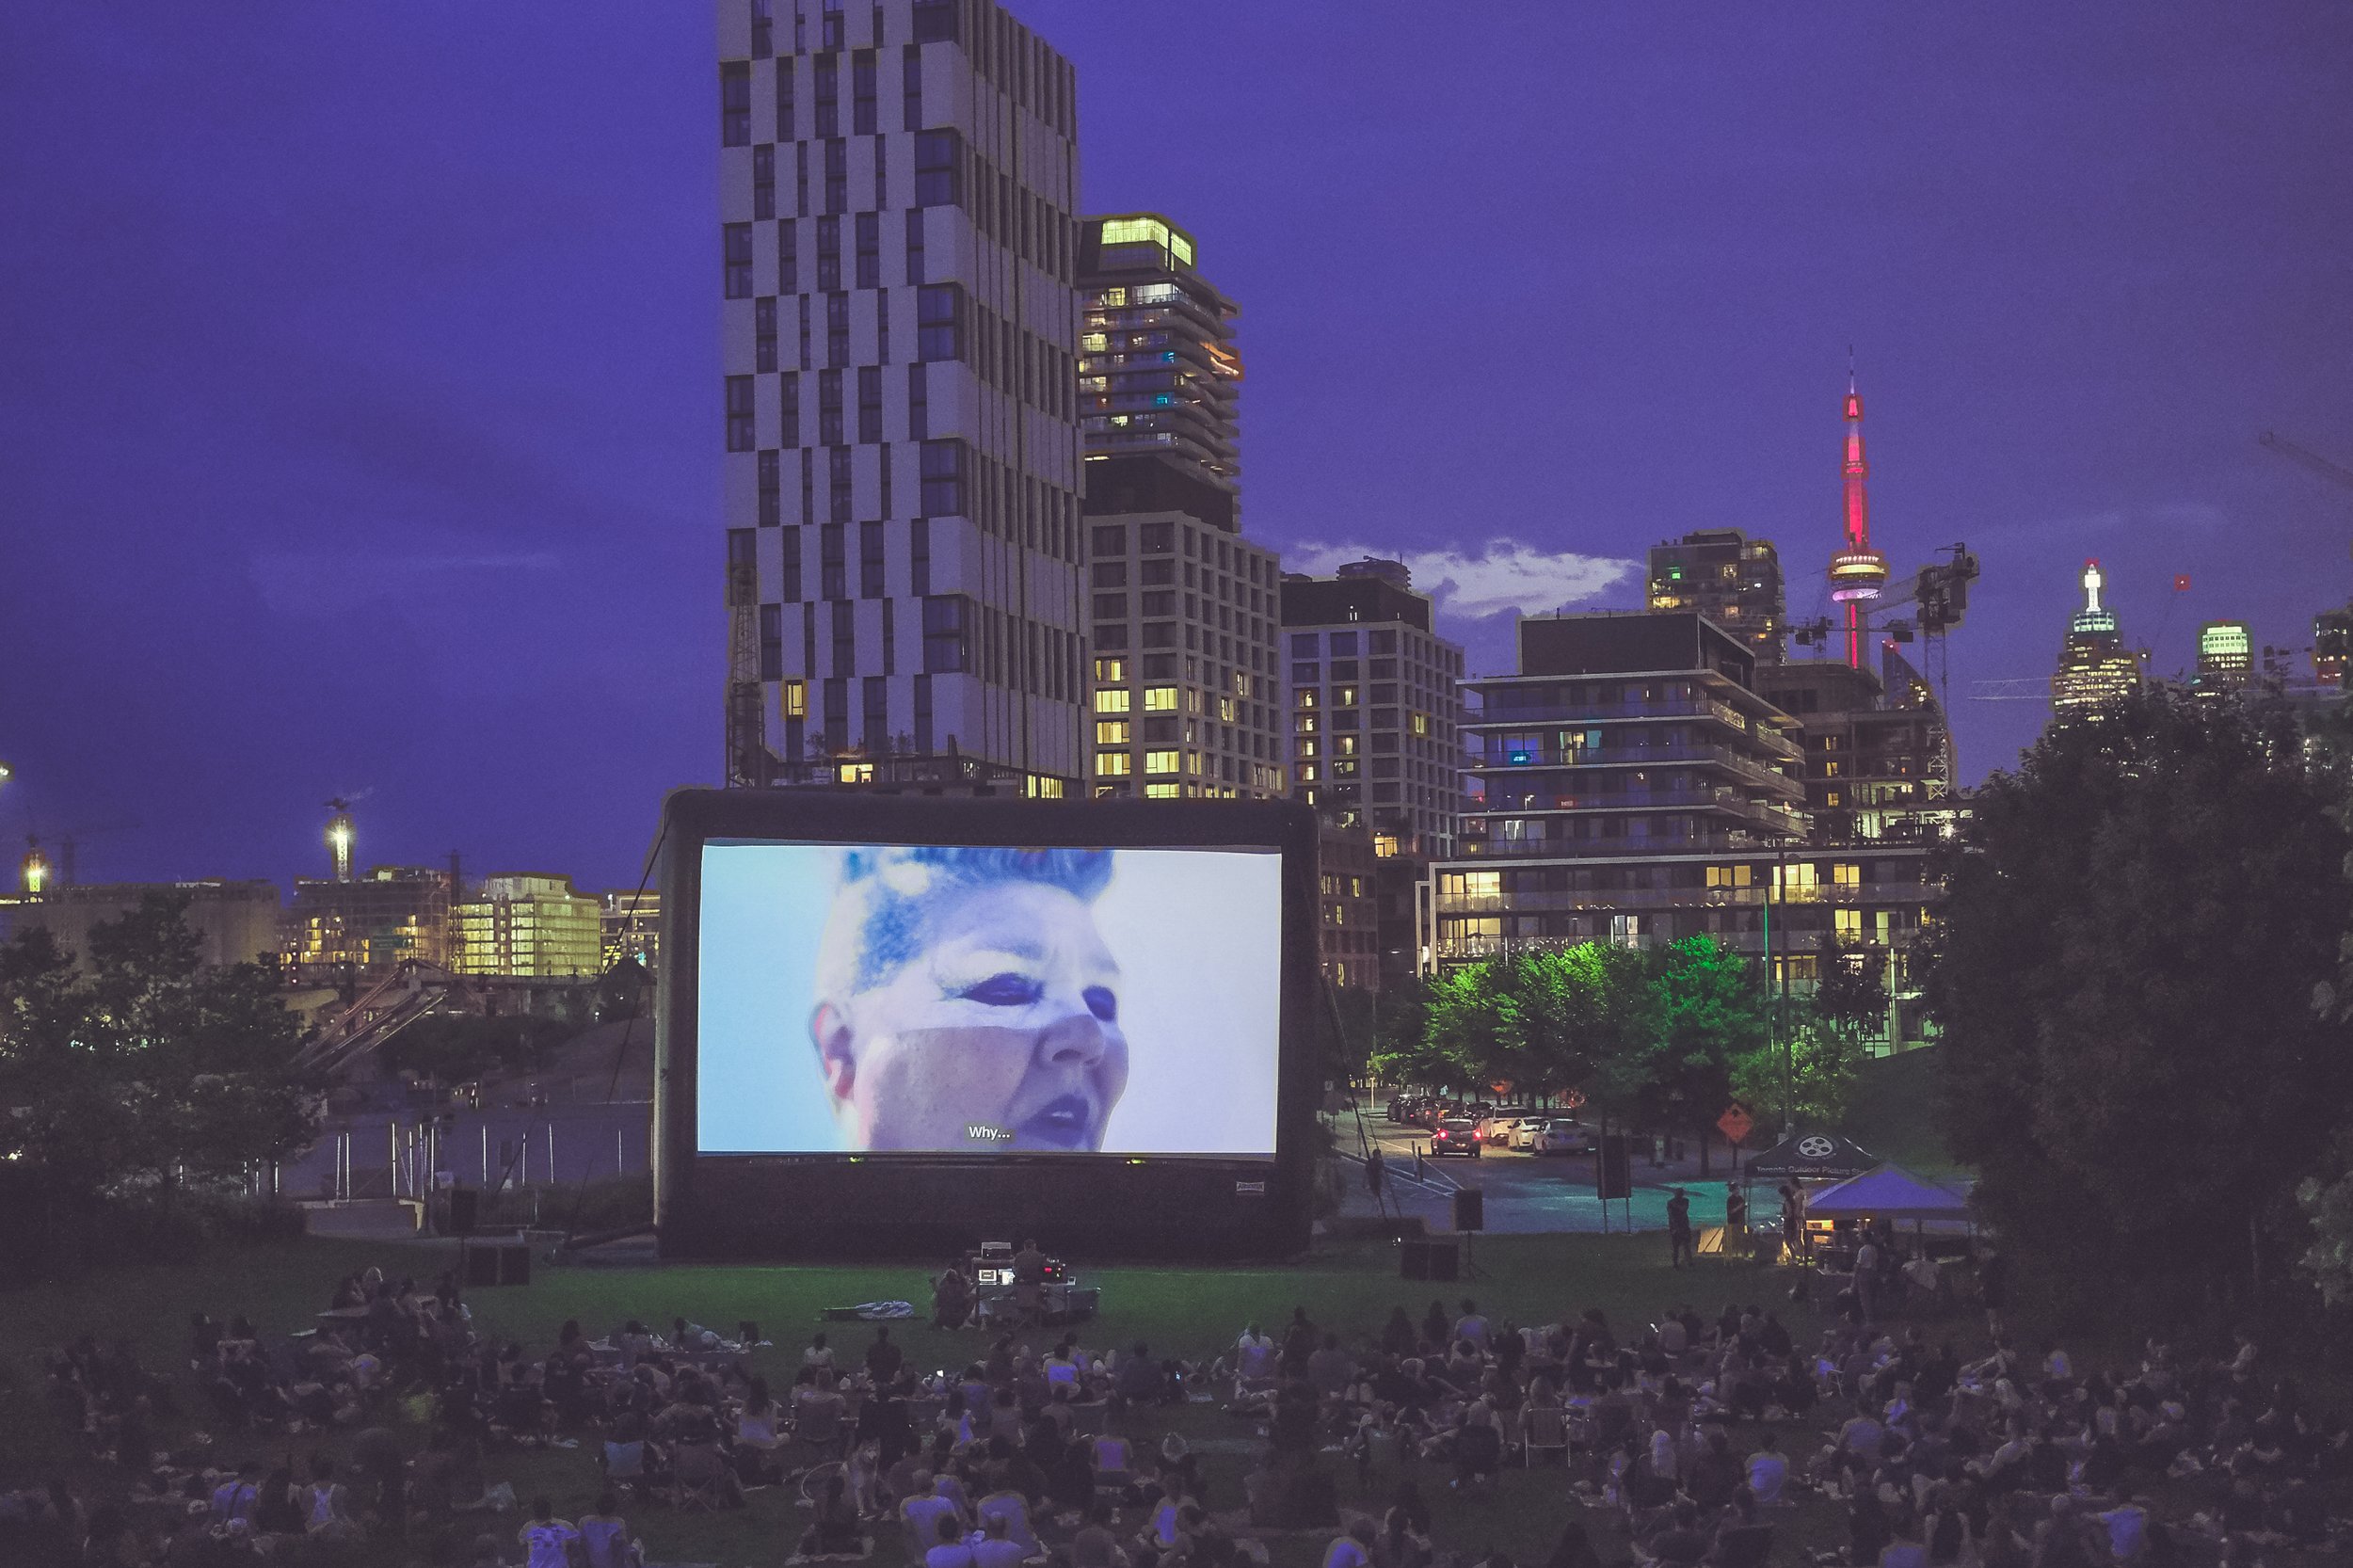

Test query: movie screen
[696,840,1283,1157]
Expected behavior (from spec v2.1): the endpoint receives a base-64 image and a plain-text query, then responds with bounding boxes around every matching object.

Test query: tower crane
[2261,431,2353,495]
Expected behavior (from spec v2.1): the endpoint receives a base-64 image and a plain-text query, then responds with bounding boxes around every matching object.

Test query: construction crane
[2261,431,2353,495]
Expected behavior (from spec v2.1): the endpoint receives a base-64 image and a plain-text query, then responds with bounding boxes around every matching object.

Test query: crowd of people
[6,1253,2350,1568]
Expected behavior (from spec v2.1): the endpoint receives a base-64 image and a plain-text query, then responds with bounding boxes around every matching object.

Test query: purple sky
[4,2,2350,893]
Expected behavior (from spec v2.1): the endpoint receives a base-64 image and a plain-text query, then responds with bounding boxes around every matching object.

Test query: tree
[1602,937,1770,1176]
[1929,689,2351,1315]
[1737,933,1882,1134]
[0,894,316,1201]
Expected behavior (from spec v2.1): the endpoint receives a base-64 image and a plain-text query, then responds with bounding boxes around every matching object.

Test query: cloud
[1286,538,1636,619]
[248,544,560,617]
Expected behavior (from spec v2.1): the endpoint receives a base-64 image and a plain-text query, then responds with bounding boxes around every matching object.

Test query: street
[1337,1116,1777,1237]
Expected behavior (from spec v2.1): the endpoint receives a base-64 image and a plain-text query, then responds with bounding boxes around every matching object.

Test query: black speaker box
[464,1245,501,1288]
[446,1187,478,1236]
[1400,1239,1460,1281]
[1599,1135,1633,1200]
[1451,1187,1485,1233]
[498,1243,531,1287]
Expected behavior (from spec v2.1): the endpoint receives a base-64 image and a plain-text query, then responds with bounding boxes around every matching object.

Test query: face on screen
[811,877,1130,1151]
[694,840,1281,1158]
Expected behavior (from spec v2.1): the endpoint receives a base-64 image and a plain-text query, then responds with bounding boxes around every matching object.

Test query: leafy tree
[1601,936,1770,1175]
[0,894,316,1199]
[1738,933,1882,1135]
[1929,689,2350,1315]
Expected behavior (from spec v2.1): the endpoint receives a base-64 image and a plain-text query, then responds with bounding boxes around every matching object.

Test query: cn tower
[1826,360,1889,668]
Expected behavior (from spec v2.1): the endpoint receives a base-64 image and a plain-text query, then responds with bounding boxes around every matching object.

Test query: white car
[1529,1119,1595,1156]
[1477,1113,1523,1144]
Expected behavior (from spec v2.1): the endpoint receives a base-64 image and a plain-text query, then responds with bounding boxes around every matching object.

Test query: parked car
[1429,1117,1484,1158]
[1385,1096,1412,1123]
[1510,1118,1548,1151]
[1478,1112,1523,1144]
[1529,1118,1595,1156]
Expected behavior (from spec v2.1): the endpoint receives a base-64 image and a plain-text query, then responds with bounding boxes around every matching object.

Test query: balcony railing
[1471,742,1802,797]
[1432,881,1939,914]
[1432,930,1835,963]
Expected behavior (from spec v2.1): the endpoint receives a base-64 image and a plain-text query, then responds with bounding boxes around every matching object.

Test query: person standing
[1366,1145,1385,1202]
[1779,1182,1804,1260]
[1667,1189,1693,1269]
[1724,1183,1749,1260]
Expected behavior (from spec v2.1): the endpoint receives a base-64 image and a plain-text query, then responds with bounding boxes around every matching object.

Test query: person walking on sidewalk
[1667,1188,1693,1269]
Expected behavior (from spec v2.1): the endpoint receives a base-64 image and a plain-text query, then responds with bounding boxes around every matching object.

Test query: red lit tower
[1827,363,1890,667]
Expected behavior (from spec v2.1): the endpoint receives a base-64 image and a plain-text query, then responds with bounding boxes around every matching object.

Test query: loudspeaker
[446,1187,478,1237]
[464,1244,501,1288]
[497,1243,531,1287]
[1400,1239,1459,1281]
[1599,1135,1632,1201]
[1452,1188,1485,1233]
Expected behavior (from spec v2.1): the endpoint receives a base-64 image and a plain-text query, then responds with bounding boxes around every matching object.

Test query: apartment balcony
[1469,742,1803,799]
[1432,881,1940,916]
[1454,830,1796,859]
[1432,929,1834,964]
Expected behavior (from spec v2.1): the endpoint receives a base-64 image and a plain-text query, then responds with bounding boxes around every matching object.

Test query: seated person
[1745,1432,1789,1505]
[971,1512,1028,1568]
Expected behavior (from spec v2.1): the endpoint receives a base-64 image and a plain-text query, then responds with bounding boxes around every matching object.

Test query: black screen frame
[652,789,1321,1260]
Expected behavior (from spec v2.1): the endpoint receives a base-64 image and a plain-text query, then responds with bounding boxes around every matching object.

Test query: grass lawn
[0,1228,2306,1567]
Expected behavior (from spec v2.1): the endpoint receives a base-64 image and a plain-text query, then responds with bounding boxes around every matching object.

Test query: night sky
[4,2,2349,893]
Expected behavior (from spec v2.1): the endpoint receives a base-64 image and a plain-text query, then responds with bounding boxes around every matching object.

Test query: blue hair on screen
[838,845,1112,992]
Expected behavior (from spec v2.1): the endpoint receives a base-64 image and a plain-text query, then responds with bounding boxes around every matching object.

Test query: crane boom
[2260,431,2353,492]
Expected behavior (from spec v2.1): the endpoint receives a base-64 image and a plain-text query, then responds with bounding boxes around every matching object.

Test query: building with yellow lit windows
[452,874,604,980]
[1281,561,1465,857]
[1424,609,1949,1051]
[1079,214,1285,799]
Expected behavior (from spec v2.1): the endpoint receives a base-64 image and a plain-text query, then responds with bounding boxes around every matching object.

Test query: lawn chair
[1068,1400,1111,1438]
[668,1441,729,1512]
[1521,1404,1571,1467]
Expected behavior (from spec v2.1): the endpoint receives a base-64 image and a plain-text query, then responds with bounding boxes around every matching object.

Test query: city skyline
[5,1,2350,889]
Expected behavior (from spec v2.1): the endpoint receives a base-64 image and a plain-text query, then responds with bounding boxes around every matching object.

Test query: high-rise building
[1647,528,1786,664]
[1281,561,1465,857]
[1076,214,1281,799]
[453,874,603,980]
[1084,518,1285,798]
[2196,620,2253,693]
[718,0,1086,794]
[283,866,452,978]
[2052,559,2140,718]
[1077,215,1241,504]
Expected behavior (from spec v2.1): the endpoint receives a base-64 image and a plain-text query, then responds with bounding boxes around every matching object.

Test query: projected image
[696,842,1283,1157]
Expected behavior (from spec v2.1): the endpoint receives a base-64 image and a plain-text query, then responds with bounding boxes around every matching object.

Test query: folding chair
[1521,1404,1571,1467]
[669,1442,729,1512]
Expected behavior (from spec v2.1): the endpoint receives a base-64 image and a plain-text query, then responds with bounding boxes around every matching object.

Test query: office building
[1647,529,1786,664]
[1281,561,1465,856]
[2196,620,2253,693]
[452,875,604,980]
[718,0,1086,793]
[3,880,282,970]
[601,888,664,971]
[2051,559,2140,719]
[284,867,452,978]
[1077,213,1281,798]
[1425,610,1940,1047]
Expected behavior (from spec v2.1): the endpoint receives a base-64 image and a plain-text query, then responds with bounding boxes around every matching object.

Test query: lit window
[1096,751,1132,776]
[1096,720,1131,744]
[1834,907,1864,937]
[1410,712,1431,736]
[1144,782,1179,798]
[1094,657,1127,682]
[782,680,808,719]
[1095,689,1131,713]
[1143,685,1178,711]
[1144,750,1180,775]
